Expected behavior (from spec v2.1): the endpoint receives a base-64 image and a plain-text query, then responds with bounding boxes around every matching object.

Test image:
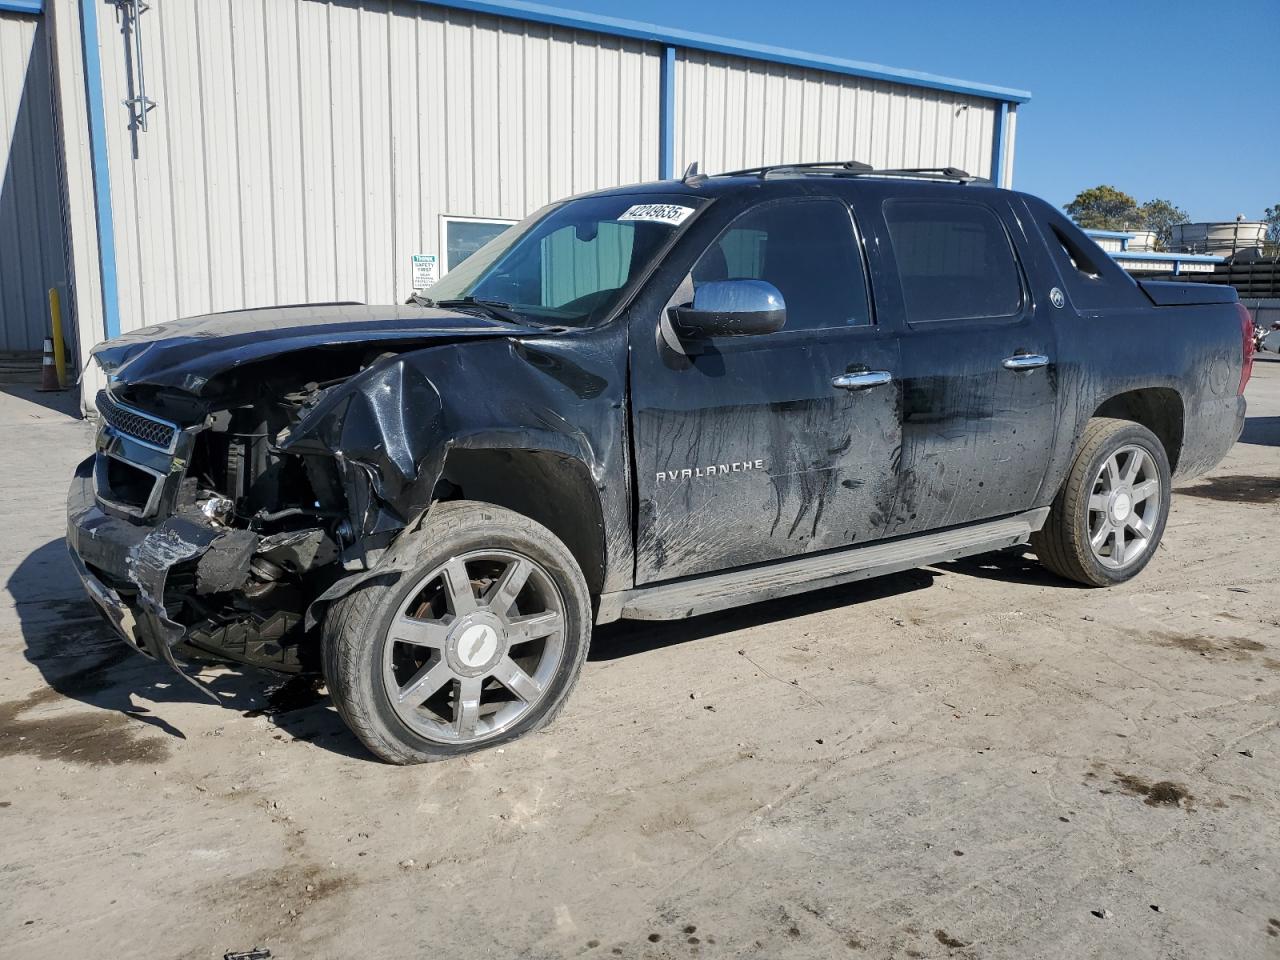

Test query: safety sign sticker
[411,254,439,290]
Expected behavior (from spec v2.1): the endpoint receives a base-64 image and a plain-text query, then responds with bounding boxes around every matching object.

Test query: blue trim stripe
[416,0,1032,104]
[991,101,1008,187]
[0,0,44,15]
[1083,229,1138,239]
[79,0,120,339]
[659,45,676,179]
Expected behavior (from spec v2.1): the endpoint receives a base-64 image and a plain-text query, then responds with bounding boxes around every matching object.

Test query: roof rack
[712,161,985,184]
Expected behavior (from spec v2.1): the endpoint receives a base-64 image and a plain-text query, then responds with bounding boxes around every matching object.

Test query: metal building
[0,2,65,354]
[0,0,1029,399]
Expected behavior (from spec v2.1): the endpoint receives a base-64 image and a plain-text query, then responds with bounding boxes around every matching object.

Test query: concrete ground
[2,363,1278,960]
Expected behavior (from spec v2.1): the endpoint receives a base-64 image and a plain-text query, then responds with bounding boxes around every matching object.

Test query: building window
[441,216,518,274]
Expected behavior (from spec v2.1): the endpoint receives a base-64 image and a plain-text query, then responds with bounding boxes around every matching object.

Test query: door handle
[832,370,893,390]
[1002,354,1050,371]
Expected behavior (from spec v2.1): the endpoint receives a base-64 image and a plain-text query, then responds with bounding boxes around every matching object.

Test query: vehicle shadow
[931,548,1083,588]
[590,566,938,661]
[4,538,370,761]
[9,536,1054,758]
[1239,415,1280,447]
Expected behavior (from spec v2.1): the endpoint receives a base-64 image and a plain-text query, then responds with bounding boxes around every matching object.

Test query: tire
[1031,417,1172,587]
[322,500,592,764]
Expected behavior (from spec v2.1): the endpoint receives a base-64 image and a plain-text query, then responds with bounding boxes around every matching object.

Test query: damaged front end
[68,341,457,684]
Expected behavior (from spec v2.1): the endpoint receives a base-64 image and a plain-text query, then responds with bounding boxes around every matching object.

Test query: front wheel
[1032,417,1171,587]
[322,501,592,764]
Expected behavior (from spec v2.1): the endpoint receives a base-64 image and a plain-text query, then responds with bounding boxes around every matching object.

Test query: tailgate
[1138,280,1239,307]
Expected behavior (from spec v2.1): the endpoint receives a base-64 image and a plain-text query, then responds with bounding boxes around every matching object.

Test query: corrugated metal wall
[0,10,66,352]
[673,49,998,180]
[88,0,663,335]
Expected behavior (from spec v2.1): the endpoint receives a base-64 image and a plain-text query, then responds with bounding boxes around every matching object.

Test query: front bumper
[69,457,320,685]
[67,456,227,678]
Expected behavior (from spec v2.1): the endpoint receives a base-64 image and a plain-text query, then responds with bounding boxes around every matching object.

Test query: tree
[1065,185,1142,231]
[1065,186,1192,251]
[1137,198,1190,251]
[1265,203,1280,244]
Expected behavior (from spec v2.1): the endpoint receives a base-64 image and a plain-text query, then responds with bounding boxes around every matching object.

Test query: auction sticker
[618,203,695,226]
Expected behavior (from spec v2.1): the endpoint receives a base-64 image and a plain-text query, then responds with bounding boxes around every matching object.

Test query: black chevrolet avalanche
[68,163,1251,762]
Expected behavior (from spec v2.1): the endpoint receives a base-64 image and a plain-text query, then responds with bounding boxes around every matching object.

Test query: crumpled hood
[92,302,548,394]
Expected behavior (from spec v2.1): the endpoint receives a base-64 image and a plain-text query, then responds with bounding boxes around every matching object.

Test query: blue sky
[566,0,1278,222]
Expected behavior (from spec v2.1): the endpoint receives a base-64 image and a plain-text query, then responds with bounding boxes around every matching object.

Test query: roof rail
[719,160,875,179]
[712,162,987,184]
[871,167,982,182]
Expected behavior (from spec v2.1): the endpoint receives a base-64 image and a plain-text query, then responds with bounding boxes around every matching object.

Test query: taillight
[1237,302,1254,395]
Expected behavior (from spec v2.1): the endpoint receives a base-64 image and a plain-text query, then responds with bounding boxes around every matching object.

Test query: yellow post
[48,287,67,388]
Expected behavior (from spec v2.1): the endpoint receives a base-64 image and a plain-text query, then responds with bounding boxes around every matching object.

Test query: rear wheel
[322,501,592,764]
[1032,418,1171,587]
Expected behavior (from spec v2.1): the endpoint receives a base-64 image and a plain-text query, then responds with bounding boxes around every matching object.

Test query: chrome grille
[96,390,178,452]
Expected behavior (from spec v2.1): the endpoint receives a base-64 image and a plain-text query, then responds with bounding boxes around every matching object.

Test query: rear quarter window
[1024,197,1148,311]
[883,199,1023,324]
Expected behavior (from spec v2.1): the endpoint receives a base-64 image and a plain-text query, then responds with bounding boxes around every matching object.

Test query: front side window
[883,200,1022,323]
[690,198,871,331]
[425,194,705,327]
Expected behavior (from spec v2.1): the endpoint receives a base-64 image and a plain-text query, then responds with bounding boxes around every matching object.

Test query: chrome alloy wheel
[1087,444,1162,570]
[381,550,566,744]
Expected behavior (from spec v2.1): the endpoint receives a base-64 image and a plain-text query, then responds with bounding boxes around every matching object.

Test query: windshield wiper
[429,296,527,325]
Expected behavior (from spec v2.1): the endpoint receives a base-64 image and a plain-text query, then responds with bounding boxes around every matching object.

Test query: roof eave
[415,0,1033,104]
[0,0,44,15]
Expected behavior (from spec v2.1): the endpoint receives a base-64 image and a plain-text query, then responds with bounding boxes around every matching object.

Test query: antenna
[681,161,709,186]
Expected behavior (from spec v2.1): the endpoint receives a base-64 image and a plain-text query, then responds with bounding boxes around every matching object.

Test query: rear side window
[884,200,1022,323]
[691,198,871,331]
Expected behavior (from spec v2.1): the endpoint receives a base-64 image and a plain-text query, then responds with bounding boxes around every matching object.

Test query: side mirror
[669,279,786,339]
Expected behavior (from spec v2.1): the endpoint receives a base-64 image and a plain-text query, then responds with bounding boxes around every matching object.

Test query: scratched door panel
[878,196,1059,537]
[630,328,901,584]
[889,324,1056,536]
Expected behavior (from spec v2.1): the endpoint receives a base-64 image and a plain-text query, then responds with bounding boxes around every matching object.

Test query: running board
[597,508,1049,623]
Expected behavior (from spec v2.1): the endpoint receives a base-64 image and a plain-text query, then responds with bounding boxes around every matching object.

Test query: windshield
[422,193,707,327]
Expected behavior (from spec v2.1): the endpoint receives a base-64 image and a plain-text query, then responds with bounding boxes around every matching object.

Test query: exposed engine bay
[70,308,506,685]
[67,298,622,701]
[84,350,403,673]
